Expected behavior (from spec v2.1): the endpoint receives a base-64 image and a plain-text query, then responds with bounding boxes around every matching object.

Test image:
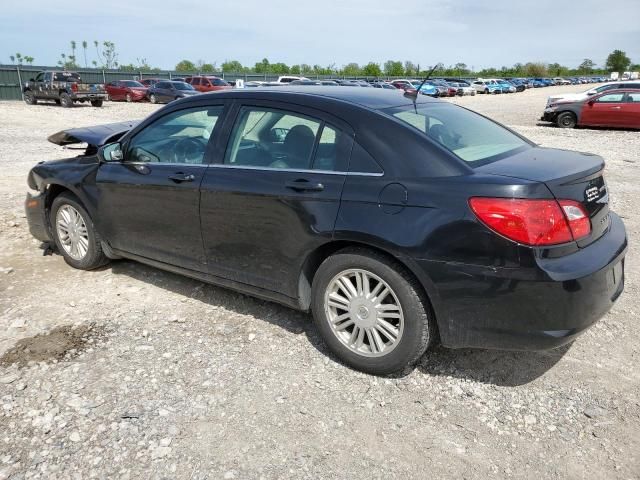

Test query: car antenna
[407,62,442,110]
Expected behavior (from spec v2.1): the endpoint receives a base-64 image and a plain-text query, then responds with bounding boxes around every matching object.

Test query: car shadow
[102,259,568,386]
[415,343,570,387]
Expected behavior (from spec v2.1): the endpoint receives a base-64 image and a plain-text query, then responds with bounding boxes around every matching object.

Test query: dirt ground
[0,86,638,480]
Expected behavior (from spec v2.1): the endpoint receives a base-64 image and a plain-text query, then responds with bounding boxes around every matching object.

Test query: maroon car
[105,80,148,102]
[542,89,640,129]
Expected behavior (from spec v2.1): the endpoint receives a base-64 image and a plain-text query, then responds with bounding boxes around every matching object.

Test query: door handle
[168,173,195,183]
[611,106,622,109]
[285,179,324,192]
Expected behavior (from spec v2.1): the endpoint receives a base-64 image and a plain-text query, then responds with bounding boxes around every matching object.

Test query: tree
[221,60,245,73]
[70,41,77,64]
[523,62,548,77]
[82,41,88,68]
[404,61,419,76]
[15,53,23,65]
[578,58,595,74]
[548,62,569,76]
[175,59,196,72]
[270,62,290,74]
[362,62,382,77]
[453,62,469,76]
[254,58,270,74]
[197,60,216,73]
[24,56,34,65]
[290,64,301,74]
[94,41,118,69]
[341,63,361,76]
[384,60,404,76]
[605,49,631,74]
[9,55,14,64]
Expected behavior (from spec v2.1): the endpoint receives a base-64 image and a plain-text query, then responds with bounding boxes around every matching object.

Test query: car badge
[585,186,599,202]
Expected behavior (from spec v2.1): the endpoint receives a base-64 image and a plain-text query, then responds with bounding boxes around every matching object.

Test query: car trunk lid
[476,147,609,246]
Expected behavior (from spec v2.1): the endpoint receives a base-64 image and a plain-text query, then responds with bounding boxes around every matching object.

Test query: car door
[199,102,353,298]
[580,92,626,126]
[32,72,45,99]
[620,91,640,128]
[95,104,226,271]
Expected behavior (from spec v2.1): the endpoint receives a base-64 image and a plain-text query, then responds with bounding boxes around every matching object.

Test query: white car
[553,77,571,85]
[275,75,310,84]
[471,79,502,94]
[546,80,640,106]
[449,81,476,95]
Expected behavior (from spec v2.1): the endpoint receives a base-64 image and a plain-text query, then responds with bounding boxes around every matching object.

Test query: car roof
[200,86,435,110]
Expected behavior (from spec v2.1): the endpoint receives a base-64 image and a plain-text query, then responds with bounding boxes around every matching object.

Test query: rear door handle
[611,106,622,109]
[168,173,195,183]
[285,179,324,192]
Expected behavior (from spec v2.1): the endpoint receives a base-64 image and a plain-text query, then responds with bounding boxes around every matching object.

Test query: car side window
[312,124,352,172]
[626,92,640,103]
[191,78,201,86]
[127,106,224,165]
[596,93,625,103]
[225,107,321,170]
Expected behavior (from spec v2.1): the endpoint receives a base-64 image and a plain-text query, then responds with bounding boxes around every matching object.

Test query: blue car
[410,80,439,97]
[531,78,546,88]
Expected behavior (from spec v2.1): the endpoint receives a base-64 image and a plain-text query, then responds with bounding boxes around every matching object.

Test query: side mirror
[588,100,595,106]
[586,91,596,96]
[29,78,35,82]
[99,142,124,162]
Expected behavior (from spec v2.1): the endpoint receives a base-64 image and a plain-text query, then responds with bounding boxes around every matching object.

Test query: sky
[2,0,639,70]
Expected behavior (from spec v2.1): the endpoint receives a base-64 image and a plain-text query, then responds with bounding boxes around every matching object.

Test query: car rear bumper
[25,191,51,242]
[417,212,627,351]
[71,93,108,101]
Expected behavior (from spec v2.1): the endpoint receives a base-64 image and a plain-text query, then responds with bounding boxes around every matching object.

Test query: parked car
[410,80,439,97]
[371,82,398,90]
[507,79,527,92]
[471,79,502,94]
[276,75,310,84]
[25,88,627,375]
[450,81,476,96]
[147,81,199,104]
[139,78,165,87]
[553,77,572,85]
[105,80,148,102]
[492,79,516,93]
[331,79,360,87]
[546,81,640,106]
[185,76,232,92]
[22,70,106,107]
[541,89,640,129]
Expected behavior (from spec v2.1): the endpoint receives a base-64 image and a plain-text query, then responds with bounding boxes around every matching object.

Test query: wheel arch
[297,239,442,337]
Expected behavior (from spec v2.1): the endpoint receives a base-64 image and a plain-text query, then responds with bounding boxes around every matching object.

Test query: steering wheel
[171,137,204,164]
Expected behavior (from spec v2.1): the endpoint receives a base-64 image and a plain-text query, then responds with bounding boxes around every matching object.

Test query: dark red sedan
[542,89,640,129]
[105,80,148,102]
[184,76,232,93]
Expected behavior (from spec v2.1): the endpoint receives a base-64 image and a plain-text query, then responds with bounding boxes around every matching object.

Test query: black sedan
[25,88,627,375]
[147,80,199,104]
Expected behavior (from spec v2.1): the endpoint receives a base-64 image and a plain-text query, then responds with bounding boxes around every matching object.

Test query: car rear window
[54,72,81,82]
[382,103,530,165]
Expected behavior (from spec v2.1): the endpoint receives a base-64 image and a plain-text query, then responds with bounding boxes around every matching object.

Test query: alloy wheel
[324,269,404,357]
[56,205,89,260]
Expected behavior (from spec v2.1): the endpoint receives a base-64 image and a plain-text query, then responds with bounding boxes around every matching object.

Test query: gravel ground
[0,87,638,480]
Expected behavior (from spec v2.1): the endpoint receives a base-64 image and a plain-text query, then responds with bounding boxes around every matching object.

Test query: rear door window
[596,93,625,103]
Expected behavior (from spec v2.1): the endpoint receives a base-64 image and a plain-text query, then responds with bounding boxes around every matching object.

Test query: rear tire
[311,248,434,375]
[150,94,157,104]
[50,193,109,270]
[60,93,73,108]
[556,112,577,128]
[24,91,37,105]
[91,99,103,107]
[126,93,132,102]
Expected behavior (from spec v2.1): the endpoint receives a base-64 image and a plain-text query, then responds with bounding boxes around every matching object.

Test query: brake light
[469,197,591,246]
[71,82,78,92]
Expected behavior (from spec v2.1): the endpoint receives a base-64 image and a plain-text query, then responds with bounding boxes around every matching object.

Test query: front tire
[126,93,132,102]
[60,93,73,108]
[311,248,434,375]
[91,99,103,107]
[556,111,577,128]
[150,94,157,104]
[24,91,37,105]
[50,193,109,270]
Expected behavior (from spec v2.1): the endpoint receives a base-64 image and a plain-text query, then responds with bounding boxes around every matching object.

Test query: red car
[542,89,640,129]
[389,80,417,95]
[105,80,148,102]
[185,76,232,92]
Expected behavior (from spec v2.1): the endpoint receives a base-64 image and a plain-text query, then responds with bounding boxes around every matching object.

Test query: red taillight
[469,197,591,246]
[71,82,78,92]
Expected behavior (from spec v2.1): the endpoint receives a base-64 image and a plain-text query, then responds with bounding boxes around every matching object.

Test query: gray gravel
[0,87,639,480]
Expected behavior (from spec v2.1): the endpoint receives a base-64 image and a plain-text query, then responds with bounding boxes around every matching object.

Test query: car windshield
[382,103,530,165]
[173,82,194,91]
[123,81,144,87]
